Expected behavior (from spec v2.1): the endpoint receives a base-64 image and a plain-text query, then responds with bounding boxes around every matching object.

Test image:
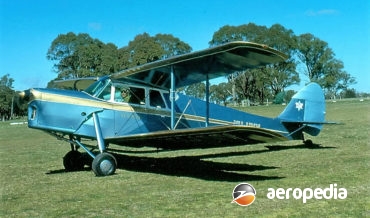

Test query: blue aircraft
[20,41,330,176]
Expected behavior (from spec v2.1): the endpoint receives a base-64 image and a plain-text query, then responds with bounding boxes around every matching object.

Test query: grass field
[1,99,369,217]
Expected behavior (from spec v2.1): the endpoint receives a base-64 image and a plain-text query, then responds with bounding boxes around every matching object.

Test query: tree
[0,74,15,120]
[154,33,192,58]
[263,24,300,95]
[210,82,232,105]
[210,23,299,103]
[0,74,14,88]
[93,42,119,75]
[229,69,270,104]
[47,32,192,86]
[262,62,300,96]
[296,33,330,81]
[184,82,206,99]
[118,33,192,69]
[296,33,356,96]
[47,32,119,79]
[122,33,163,67]
[209,23,268,45]
[341,88,356,98]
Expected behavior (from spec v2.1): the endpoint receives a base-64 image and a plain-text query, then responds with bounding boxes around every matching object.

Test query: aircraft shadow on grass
[114,154,280,182]
[46,142,336,182]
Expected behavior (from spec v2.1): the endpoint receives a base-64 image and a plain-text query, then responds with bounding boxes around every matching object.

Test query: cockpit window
[85,78,166,108]
[114,86,131,102]
[113,84,145,105]
[150,90,166,108]
[97,84,112,100]
[128,87,145,105]
[84,78,111,98]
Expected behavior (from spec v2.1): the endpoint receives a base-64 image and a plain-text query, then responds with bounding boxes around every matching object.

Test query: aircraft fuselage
[26,78,289,144]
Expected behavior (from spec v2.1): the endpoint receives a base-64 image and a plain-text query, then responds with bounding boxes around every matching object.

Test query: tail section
[278,83,326,140]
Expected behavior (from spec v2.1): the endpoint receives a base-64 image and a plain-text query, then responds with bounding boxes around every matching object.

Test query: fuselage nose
[18,91,26,99]
[19,90,31,101]
[18,89,35,102]
[19,89,42,103]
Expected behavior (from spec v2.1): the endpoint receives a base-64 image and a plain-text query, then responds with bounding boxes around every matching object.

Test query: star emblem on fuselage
[295,100,304,111]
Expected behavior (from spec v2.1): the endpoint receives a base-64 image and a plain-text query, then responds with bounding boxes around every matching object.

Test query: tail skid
[278,83,327,140]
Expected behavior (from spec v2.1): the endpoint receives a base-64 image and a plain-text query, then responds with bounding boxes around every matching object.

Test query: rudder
[278,83,326,139]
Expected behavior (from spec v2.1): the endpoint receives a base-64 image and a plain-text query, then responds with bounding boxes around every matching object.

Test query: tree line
[209,23,356,104]
[46,23,356,104]
[0,74,28,120]
[46,32,192,81]
[1,22,363,119]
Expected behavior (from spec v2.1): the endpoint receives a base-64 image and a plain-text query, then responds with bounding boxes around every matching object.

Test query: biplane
[20,41,330,176]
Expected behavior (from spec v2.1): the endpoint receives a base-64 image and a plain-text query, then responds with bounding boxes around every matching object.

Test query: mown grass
[1,99,369,217]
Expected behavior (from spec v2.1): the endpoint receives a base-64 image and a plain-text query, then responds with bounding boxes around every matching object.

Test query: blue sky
[1,0,369,92]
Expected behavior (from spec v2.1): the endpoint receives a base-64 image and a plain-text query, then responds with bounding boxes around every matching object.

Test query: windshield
[84,77,111,97]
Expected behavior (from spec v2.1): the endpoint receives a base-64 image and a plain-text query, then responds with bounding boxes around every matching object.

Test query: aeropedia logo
[267,184,347,203]
[231,183,256,206]
[232,183,347,206]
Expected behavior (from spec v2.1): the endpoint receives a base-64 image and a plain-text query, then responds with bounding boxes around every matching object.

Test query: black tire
[92,153,117,176]
[81,152,93,170]
[63,150,84,171]
[304,139,313,147]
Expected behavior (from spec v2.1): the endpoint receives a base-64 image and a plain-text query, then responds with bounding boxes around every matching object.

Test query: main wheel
[304,139,313,147]
[63,150,84,171]
[92,153,117,176]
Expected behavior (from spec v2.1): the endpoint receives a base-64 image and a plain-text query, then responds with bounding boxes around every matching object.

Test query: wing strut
[170,66,210,129]
[205,73,210,127]
[170,65,176,130]
[174,100,191,129]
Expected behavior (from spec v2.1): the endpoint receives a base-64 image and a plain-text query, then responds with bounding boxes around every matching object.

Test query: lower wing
[106,125,288,149]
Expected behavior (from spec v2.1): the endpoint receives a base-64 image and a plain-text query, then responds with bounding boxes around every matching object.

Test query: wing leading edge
[106,125,288,149]
[111,41,288,89]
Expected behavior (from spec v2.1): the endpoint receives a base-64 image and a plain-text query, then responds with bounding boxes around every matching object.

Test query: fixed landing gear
[303,139,319,148]
[92,153,117,176]
[63,150,117,176]
[301,132,316,148]
[61,113,117,176]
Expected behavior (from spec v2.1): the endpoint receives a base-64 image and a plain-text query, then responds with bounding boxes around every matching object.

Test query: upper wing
[106,125,288,149]
[111,41,288,89]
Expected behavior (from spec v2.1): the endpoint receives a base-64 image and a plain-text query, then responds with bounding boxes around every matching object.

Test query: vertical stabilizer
[278,83,326,138]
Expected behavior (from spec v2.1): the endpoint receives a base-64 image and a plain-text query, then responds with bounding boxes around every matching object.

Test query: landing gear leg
[67,136,117,176]
[90,112,117,176]
[53,131,115,175]
[63,135,87,172]
[301,133,315,148]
